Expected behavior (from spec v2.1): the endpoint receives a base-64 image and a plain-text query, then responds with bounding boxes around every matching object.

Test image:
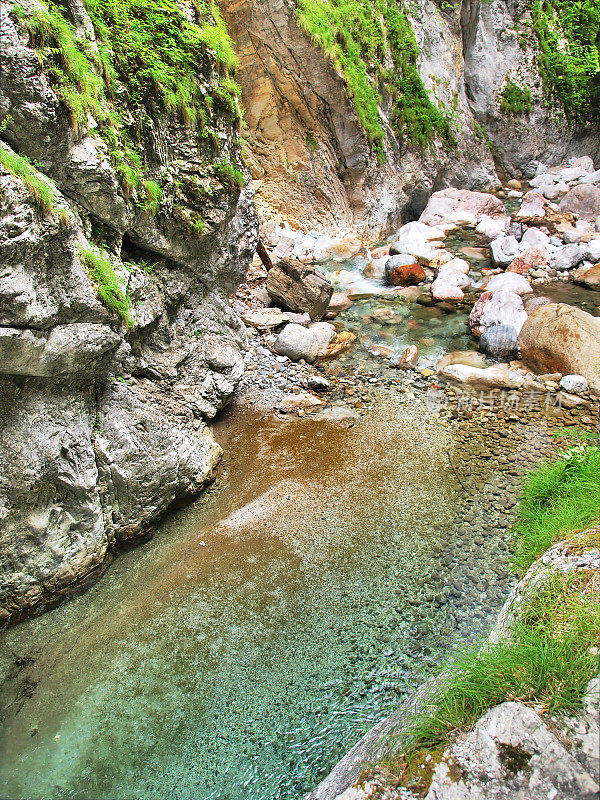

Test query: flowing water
[1,225,587,800]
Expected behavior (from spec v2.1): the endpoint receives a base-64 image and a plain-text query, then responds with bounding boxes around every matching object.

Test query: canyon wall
[222,0,599,237]
[0,0,258,623]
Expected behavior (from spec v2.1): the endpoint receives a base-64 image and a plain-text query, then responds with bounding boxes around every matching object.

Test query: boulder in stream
[480,324,520,361]
[519,303,600,394]
[266,259,333,321]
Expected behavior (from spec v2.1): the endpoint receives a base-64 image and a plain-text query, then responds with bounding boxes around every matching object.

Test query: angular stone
[439,363,525,389]
[266,259,333,321]
[560,184,600,221]
[240,308,287,329]
[507,247,549,275]
[490,235,520,267]
[327,293,353,315]
[573,262,600,290]
[384,255,426,287]
[551,244,583,272]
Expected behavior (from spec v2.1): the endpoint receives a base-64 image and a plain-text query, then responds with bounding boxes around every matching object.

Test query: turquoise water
[0,398,519,800]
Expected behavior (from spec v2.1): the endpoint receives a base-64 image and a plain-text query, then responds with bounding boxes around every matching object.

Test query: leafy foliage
[500,79,533,115]
[11,0,242,205]
[530,0,600,124]
[296,0,453,158]
[78,244,134,326]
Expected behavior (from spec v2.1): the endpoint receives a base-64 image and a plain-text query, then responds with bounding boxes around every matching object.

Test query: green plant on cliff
[11,0,242,204]
[512,438,600,571]
[213,158,246,188]
[296,0,453,159]
[78,244,134,327]
[500,79,533,115]
[0,142,70,225]
[530,0,600,124]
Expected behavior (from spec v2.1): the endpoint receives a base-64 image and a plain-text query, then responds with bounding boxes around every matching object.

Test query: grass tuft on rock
[78,244,133,327]
[0,142,70,225]
[512,435,600,572]
[403,568,599,756]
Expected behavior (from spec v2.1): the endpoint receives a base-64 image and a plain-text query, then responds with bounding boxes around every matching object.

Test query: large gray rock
[425,702,599,800]
[273,322,336,362]
[560,185,600,221]
[266,259,333,320]
[551,244,584,272]
[0,324,120,376]
[0,378,221,623]
[490,234,521,267]
[419,188,506,230]
[0,0,259,622]
[480,324,519,361]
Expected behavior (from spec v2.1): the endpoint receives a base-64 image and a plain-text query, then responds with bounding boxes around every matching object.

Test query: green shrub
[530,0,600,124]
[500,79,533,114]
[0,142,70,224]
[296,0,453,155]
[78,244,133,326]
[512,440,600,571]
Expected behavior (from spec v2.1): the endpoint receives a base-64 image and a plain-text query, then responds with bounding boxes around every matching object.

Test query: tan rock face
[518,303,600,394]
[573,262,600,290]
[219,0,497,236]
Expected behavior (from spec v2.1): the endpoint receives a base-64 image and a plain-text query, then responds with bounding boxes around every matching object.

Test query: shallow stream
[0,225,590,799]
[0,391,560,799]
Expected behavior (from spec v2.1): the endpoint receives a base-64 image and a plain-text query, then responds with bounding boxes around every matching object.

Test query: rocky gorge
[0,0,599,798]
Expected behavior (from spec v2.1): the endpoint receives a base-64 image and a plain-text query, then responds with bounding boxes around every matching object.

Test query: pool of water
[0,395,527,800]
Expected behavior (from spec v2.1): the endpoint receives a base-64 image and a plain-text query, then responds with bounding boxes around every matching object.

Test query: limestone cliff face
[461,0,600,175]
[0,0,258,623]
[221,0,498,237]
[221,0,599,236]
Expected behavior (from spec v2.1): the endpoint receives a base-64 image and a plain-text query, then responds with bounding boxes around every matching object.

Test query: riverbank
[308,443,600,800]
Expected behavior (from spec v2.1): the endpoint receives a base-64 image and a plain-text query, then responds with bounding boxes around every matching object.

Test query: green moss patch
[296,0,453,159]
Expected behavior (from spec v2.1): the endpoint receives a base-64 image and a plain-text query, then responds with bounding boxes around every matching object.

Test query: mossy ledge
[10,0,244,206]
[296,0,454,159]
